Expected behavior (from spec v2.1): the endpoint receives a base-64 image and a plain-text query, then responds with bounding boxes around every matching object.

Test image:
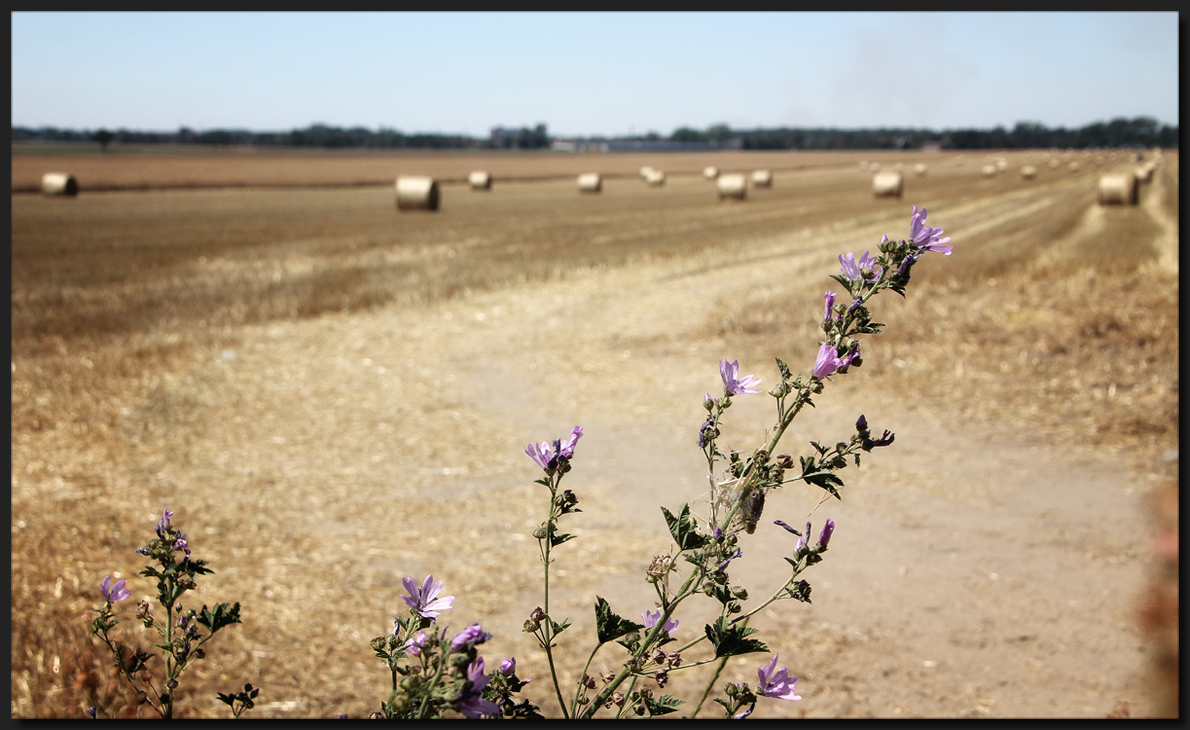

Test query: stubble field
[11,147,1178,718]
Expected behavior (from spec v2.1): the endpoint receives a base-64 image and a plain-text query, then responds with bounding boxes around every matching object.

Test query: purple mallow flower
[450,624,493,652]
[525,426,583,471]
[402,629,428,655]
[155,508,175,538]
[718,549,742,572]
[499,657,516,676]
[456,658,501,718]
[908,206,953,255]
[823,291,837,323]
[812,342,858,379]
[757,654,802,701]
[100,576,131,603]
[720,359,762,396]
[773,520,803,537]
[839,251,883,283]
[818,519,835,548]
[641,610,680,636]
[401,575,455,618]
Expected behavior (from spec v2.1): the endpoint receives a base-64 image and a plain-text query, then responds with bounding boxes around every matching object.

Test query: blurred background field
[11,148,1177,718]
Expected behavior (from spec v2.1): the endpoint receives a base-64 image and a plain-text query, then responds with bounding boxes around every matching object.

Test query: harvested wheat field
[11,148,1178,718]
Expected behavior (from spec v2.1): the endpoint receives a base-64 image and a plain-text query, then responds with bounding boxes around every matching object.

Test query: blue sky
[11,12,1180,137]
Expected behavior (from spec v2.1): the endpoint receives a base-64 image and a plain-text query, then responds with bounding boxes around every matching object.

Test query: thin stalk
[691,655,730,718]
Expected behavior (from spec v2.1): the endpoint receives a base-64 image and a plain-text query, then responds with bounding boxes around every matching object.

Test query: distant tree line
[10,117,1176,151]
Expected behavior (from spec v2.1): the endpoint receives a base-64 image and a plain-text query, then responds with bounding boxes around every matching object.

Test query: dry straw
[577,173,602,193]
[41,172,79,196]
[751,169,773,188]
[872,170,903,198]
[716,173,747,200]
[395,176,440,211]
[468,171,492,190]
[1098,173,1138,206]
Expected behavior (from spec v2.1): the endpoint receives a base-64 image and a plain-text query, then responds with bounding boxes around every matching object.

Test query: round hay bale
[1098,173,1138,205]
[468,171,492,190]
[868,162,882,172]
[872,170,903,198]
[703,166,719,180]
[639,166,656,179]
[995,158,1009,171]
[913,163,928,176]
[1020,165,1038,179]
[1049,158,1062,169]
[645,169,666,187]
[41,172,79,196]
[1068,161,1081,173]
[1134,164,1155,183]
[981,164,997,177]
[577,173,602,193]
[717,173,747,200]
[751,169,772,188]
[395,176,440,211]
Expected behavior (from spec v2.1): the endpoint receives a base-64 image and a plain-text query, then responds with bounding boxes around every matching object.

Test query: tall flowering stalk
[88,509,248,719]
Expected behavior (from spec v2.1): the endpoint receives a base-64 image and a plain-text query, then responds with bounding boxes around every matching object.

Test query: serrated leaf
[549,532,576,547]
[775,358,792,381]
[660,503,709,551]
[594,596,644,644]
[196,602,242,633]
[705,616,768,658]
[550,618,571,635]
[643,693,684,716]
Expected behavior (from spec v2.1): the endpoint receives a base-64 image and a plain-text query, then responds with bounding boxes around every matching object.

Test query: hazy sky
[11,12,1180,137]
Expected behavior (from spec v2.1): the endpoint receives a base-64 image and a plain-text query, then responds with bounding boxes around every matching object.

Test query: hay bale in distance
[1134,164,1155,183]
[717,173,747,200]
[981,164,998,177]
[395,176,440,211]
[868,162,882,172]
[577,173,602,193]
[913,163,928,176]
[468,171,492,190]
[872,170,903,198]
[1098,173,1138,205]
[995,158,1009,171]
[41,172,79,196]
[645,169,666,187]
[703,166,719,180]
[751,169,772,188]
[1020,165,1038,179]
[1068,161,1081,173]
[1049,158,1062,170]
[639,166,656,179]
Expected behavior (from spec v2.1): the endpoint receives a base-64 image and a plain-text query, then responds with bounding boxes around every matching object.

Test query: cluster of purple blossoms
[525,426,584,472]
[401,575,455,619]
[839,251,883,284]
[898,205,954,278]
[775,518,835,552]
[456,657,501,718]
[719,359,762,396]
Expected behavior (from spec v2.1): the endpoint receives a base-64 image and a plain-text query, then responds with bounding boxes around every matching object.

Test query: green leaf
[550,618,571,636]
[549,532,576,547]
[196,602,242,633]
[643,693,684,716]
[705,616,768,658]
[786,579,812,603]
[660,503,710,551]
[774,358,792,382]
[594,596,644,644]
